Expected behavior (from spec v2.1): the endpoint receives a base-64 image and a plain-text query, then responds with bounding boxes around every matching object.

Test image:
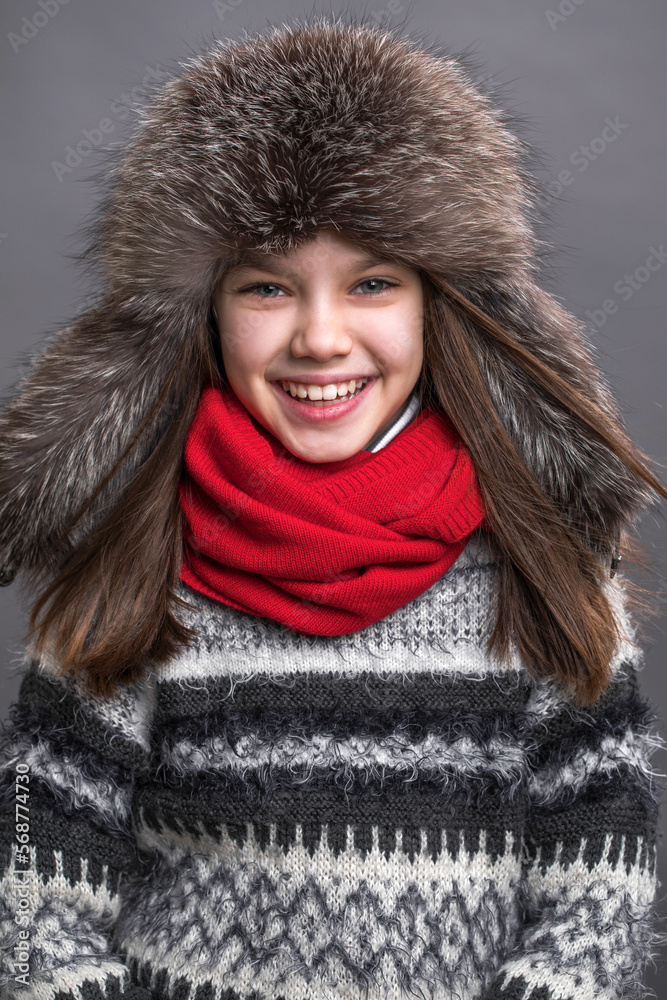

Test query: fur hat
[0,13,651,584]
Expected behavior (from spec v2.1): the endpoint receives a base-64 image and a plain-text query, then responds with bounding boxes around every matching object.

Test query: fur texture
[0,12,653,581]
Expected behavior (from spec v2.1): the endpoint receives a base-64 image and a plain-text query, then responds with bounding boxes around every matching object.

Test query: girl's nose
[289,309,354,361]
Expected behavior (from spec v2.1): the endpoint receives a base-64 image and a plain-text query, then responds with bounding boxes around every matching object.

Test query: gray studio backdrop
[1,0,665,988]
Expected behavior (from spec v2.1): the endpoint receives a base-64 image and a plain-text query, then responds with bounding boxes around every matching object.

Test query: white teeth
[278,378,370,401]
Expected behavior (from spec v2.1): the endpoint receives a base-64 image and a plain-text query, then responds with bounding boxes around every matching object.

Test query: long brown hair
[25,267,667,705]
[421,274,665,703]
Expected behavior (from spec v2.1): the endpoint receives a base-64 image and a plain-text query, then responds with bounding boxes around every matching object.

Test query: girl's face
[213,229,424,463]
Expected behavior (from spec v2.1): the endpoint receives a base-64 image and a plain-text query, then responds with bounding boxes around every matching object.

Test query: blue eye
[245,283,284,299]
[241,278,397,299]
[355,278,396,295]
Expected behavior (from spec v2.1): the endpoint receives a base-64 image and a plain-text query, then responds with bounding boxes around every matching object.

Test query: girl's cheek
[227,308,274,352]
[218,311,252,355]
[373,328,421,371]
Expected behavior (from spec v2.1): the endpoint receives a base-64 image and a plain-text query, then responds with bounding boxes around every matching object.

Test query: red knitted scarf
[179,385,487,634]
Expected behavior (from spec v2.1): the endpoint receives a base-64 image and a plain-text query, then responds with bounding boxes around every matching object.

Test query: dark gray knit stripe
[0,721,134,828]
[52,974,144,1000]
[529,763,658,817]
[529,668,648,753]
[159,704,518,752]
[533,714,655,772]
[14,663,151,773]
[136,782,523,861]
[155,669,531,723]
[126,961,226,1000]
[0,792,136,894]
[489,978,552,1000]
[154,755,525,805]
[153,752,652,826]
[526,793,657,872]
[0,757,131,844]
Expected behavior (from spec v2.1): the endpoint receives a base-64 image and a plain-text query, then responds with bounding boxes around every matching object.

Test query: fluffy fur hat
[0,13,651,583]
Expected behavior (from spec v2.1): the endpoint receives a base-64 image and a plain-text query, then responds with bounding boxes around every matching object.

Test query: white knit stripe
[0,844,125,1000]
[527,833,657,901]
[160,635,521,682]
[164,541,526,682]
[365,392,420,452]
[121,821,521,1000]
[133,815,521,894]
[164,730,525,786]
[498,838,658,1000]
[0,844,121,919]
[528,729,660,806]
[0,735,131,829]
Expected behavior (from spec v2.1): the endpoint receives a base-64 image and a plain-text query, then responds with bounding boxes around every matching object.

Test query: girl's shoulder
[7,648,157,773]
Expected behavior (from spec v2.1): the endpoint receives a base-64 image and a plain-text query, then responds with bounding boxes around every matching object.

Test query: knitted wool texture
[0,536,660,1000]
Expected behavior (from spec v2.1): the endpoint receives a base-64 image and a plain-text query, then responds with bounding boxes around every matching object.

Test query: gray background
[1,0,665,990]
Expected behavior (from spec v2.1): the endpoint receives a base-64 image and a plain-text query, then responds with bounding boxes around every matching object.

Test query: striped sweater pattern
[0,536,660,1000]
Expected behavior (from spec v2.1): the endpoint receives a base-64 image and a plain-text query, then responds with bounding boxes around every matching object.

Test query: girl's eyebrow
[227,251,401,276]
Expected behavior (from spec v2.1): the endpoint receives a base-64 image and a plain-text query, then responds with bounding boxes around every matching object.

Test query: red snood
[179,384,487,635]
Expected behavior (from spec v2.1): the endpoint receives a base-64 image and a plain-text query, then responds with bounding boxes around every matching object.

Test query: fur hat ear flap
[422,271,653,558]
[0,293,214,583]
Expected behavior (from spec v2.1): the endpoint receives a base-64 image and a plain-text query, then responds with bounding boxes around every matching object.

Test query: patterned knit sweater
[0,533,660,1000]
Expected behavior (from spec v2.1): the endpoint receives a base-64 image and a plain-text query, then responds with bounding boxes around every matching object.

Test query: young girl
[0,14,664,1000]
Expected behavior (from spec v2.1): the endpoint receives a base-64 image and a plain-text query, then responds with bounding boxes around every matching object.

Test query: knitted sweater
[0,533,660,1000]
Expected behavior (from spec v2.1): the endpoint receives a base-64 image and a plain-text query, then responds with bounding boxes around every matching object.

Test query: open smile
[270,377,375,422]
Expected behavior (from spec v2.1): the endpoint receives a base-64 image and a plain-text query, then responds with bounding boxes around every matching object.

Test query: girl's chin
[275,426,371,463]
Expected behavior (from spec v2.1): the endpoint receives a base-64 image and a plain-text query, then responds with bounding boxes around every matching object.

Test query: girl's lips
[270,377,375,422]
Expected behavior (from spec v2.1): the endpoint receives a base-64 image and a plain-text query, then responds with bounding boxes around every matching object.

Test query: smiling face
[213,228,424,463]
